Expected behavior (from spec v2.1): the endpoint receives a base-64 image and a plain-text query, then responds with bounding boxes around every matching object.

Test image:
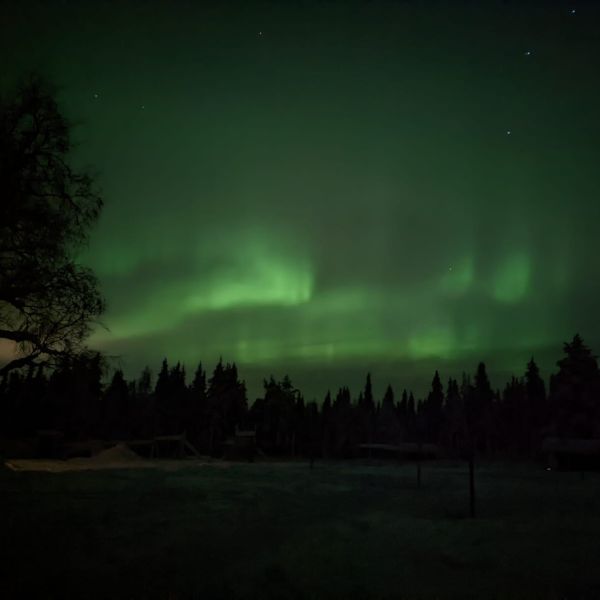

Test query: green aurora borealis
[3,0,600,399]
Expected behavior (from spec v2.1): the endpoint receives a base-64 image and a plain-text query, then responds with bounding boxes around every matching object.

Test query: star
[506,130,512,135]
[570,9,576,15]
[93,93,99,99]
[258,31,263,36]
[524,50,532,56]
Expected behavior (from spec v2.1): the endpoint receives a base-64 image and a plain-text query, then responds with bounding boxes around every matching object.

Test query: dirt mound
[91,443,142,463]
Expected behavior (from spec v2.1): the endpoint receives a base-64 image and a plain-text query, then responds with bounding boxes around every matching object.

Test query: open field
[2,459,600,599]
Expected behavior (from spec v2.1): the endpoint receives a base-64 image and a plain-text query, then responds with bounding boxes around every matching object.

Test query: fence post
[468,450,476,518]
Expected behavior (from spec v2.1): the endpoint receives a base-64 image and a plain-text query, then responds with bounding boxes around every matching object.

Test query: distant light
[524,50,532,56]
[93,93,99,99]
[570,9,576,15]
[258,31,263,36]
[506,130,512,135]
[141,105,145,110]
[546,467,552,471]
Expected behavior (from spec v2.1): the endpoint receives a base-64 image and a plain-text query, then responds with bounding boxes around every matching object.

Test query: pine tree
[470,362,495,454]
[398,389,408,419]
[443,377,462,453]
[501,376,526,456]
[425,370,444,442]
[321,390,333,458]
[550,334,600,438]
[104,369,130,438]
[357,373,375,444]
[382,384,394,410]
[377,384,399,443]
[332,386,353,456]
[407,391,416,439]
[155,358,170,400]
[524,357,546,453]
[138,366,152,396]
[361,373,375,412]
[206,359,248,446]
[191,362,206,397]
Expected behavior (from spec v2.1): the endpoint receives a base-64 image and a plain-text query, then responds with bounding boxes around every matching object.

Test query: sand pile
[90,443,142,463]
[4,443,147,472]
[4,442,231,472]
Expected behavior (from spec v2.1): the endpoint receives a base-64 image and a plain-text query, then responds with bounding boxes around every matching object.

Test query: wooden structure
[358,442,439,460]
[105,432,201,459]
[151,432,201,458]
[223,426,256,461]
[541,437,600,470]
[121,439,156,458]
[31,431,202,461]
[35,430,64,458]
[62,439,106,459]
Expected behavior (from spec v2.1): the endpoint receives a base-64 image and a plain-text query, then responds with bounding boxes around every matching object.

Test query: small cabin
[223,426,256,461]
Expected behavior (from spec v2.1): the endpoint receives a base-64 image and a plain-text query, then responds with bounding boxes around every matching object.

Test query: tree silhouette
[321,390,333,457]
[357,373,376,445]
[550,334,600,439]
[377,384,399,443]
[169,361,187,434]
[104,369,130,439]
[423,370,444,442]
[42,351,104,439]
[3,333,600,462]
[332,386,354,457]
[470,362,495,454]
[0,76,104,375]
[443,377,464,454]
[501,376,526,456]
[206,359,247,452]
[137,366,153,397]
[154,358,172,433]
[407,391,416,440]
[524,357,546,453]
[187,361,207,446]
[251,375,298,454]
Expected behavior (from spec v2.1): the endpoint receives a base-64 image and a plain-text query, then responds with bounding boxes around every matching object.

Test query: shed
[541,437,600,470]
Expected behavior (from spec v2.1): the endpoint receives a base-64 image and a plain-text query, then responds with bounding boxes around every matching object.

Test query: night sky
[3,0,600,400]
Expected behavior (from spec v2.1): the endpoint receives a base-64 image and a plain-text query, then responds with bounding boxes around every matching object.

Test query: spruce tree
[551,334,600,438]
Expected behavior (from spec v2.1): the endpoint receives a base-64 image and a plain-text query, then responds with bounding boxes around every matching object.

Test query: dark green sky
[3,0,600,400]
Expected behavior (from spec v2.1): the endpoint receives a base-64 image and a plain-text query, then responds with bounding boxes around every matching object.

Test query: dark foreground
[1,460,600,599]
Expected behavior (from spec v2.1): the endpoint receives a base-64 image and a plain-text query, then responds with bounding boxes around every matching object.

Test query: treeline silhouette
[1,334,599,459]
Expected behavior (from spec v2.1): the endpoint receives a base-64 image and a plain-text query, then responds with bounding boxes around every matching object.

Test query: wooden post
[417,440,422,488]
[469,452,476,518]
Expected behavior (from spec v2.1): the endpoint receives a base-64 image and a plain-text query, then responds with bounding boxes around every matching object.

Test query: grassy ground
[1,459,600,599]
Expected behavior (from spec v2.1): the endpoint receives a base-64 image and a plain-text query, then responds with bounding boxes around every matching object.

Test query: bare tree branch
[0,76,104,374]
